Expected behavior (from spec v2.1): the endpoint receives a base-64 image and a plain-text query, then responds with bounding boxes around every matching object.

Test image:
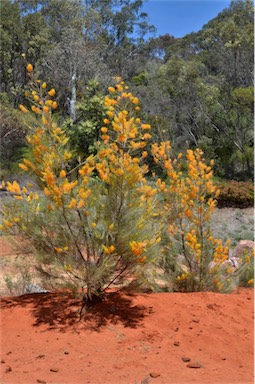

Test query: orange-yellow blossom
[27,63,33,72]
[48,89,56,97]
[19,104,28,113]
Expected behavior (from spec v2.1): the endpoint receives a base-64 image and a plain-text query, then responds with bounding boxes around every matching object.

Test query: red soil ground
[0,287,254,384]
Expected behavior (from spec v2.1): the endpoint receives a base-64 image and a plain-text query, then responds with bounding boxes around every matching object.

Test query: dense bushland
[0,0,253,181]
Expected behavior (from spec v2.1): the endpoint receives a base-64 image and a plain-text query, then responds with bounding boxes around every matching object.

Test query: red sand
[0,288,254,384]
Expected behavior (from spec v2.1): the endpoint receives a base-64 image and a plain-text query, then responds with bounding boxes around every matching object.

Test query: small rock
[173,341,180,346]
[36,354,45,359]
[64,350,69,355]
[1,359,5,364]
[37,380,47,384]
[6,351,12,355]
[187,362,202,369]
[222,358,226,360]
[192,319,199,323]
[50,368,59,372]
[181,357,191,362]
[174,327,179,332]
[24,283,49,294]
[5,366,12,373]
[150,372,160,378]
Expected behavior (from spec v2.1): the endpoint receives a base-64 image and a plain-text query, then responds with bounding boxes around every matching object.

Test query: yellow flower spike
[247,279,254,285]
[27,63,33,73]
[116,84,123,92]
[60,170,66,178]
[52,101,57,109]
[31,105,41,114]
[47,203,53,211]
[115,168,124,176]
[141,124,151,130]
[109,223,114,231]
[3,219,13,228]
[135,106,140,111]
[7,180,21,195]
[33,94,39,102]
[19,163,28,171]
[106,110,114,118]
[143,133,152,140]
[91,222,97,228]
[41,116,47,126]
[19,104,28,113]
[108,86,115,93]
[64,264,72,272]
[101,127,108,133]
[77,199,84,209]
[68,198,77,209]
[44,188,51,196]
[102,134,110,142]
[185,209,192,218]
[43,106,49,114]
[104,118,110,125]
[55,247,63,253]
[42,82,47,89]
[103,245,115,254]
[132,97,139,105]
[48,88,56,97]
[137,256,146,263]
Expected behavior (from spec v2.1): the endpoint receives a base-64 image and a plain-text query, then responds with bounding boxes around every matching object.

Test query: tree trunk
[70,72,76,121]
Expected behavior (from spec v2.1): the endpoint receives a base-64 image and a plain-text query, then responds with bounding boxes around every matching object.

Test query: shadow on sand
[1,291,153,332]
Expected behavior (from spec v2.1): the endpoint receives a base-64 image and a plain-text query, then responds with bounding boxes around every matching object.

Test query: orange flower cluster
[19,63,57,119]
[152,142,230,287]
[96,79,152,197]
[130,241,147,263]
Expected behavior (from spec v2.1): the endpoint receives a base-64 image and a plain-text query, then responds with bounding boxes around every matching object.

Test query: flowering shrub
[0,66,162,302]
[151,142,235,291]
[1,63,252,299]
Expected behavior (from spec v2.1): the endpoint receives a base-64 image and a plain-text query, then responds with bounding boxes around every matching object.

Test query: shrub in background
[216,180,254,208]
[0,97,27,171]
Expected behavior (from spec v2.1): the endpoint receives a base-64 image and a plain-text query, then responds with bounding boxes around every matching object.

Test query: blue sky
[142,0,231,38]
